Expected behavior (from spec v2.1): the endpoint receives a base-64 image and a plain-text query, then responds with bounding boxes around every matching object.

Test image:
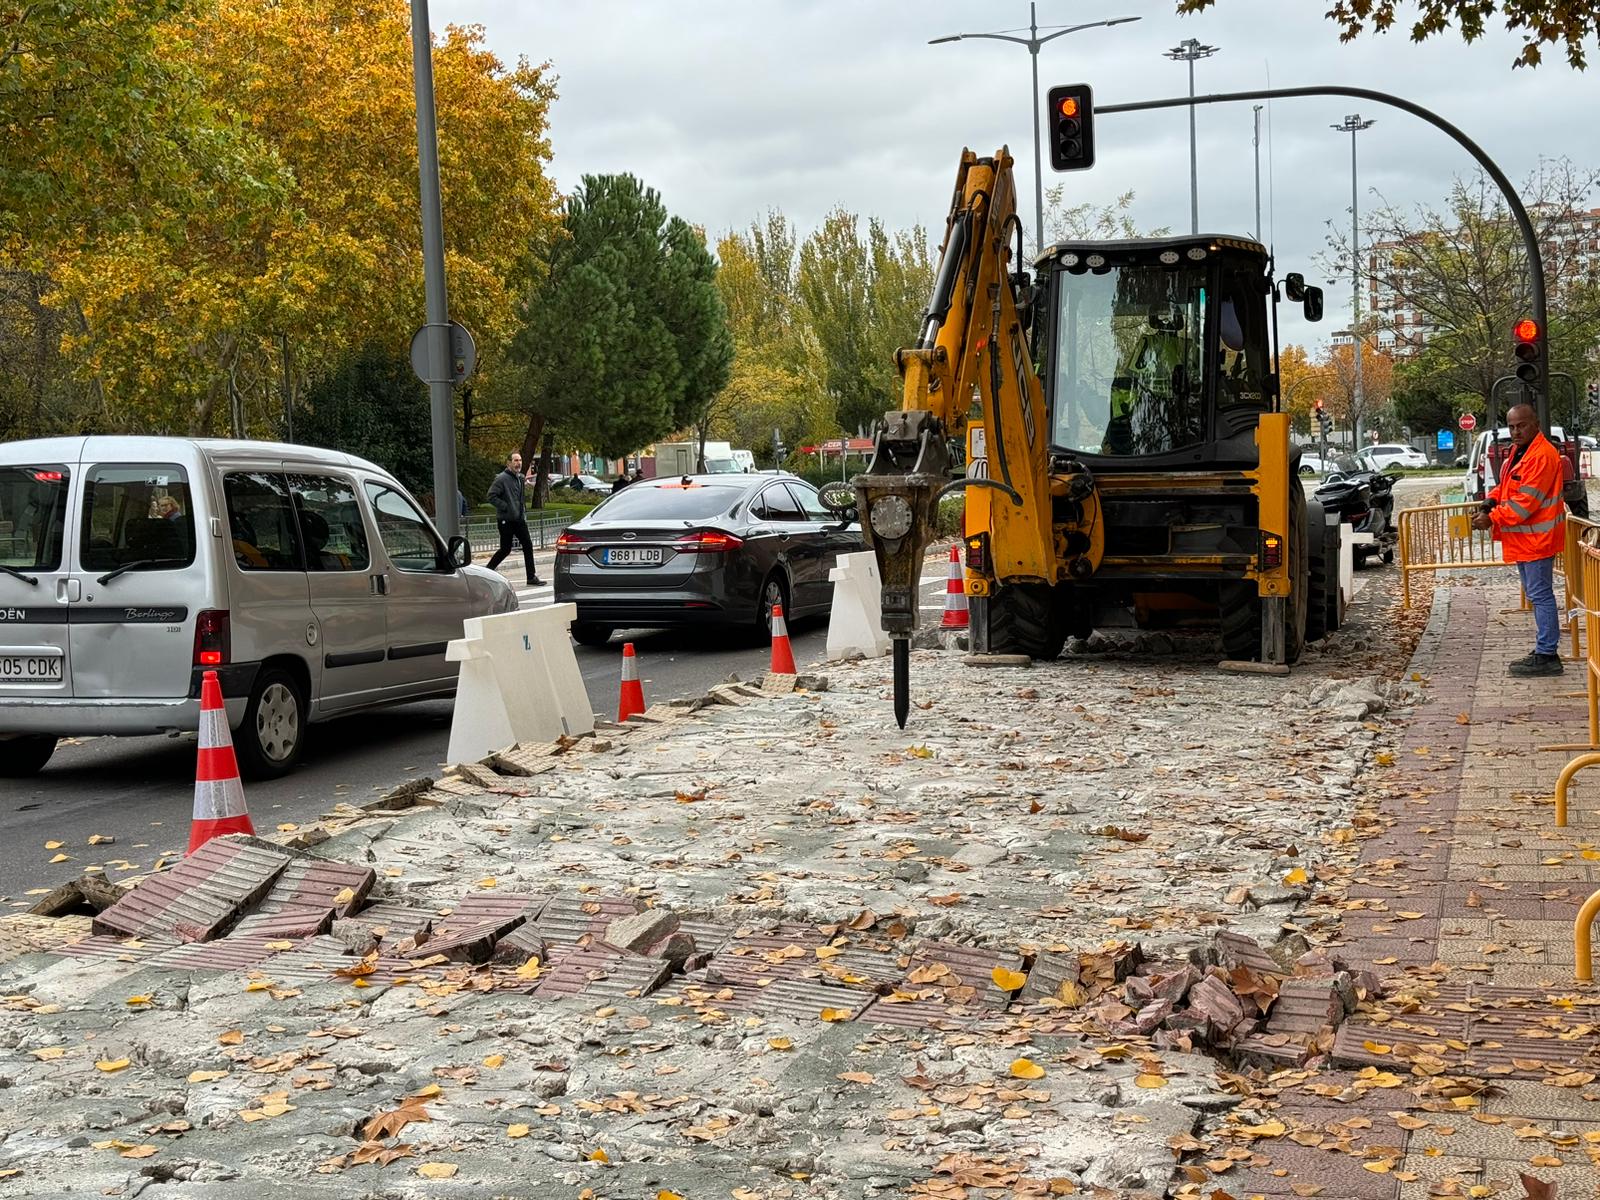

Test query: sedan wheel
[757,574,788,638]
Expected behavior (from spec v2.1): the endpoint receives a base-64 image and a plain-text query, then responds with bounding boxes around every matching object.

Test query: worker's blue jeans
[1516,554,1561,656]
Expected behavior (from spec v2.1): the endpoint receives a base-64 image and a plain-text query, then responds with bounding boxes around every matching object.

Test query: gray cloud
[434,0,1598,346]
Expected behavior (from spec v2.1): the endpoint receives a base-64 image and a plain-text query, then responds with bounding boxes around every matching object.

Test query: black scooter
[1314,463,1398,566]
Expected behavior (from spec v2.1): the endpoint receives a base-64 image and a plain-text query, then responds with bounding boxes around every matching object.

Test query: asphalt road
[1,560,957,899]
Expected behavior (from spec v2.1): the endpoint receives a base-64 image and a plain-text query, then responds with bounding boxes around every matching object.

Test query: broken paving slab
[92,837,291,942]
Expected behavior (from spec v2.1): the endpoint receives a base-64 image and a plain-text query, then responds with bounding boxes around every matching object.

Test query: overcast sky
[433,0,1597,348]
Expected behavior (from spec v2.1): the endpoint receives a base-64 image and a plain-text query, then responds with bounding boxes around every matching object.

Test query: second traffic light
[1048,84,1095,171]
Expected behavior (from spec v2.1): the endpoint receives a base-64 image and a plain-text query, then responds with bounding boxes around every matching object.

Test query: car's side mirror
[447,535,471,568]
[1303,286,1324,322]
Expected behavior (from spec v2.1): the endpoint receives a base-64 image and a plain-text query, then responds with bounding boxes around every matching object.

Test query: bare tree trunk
[519,412,547,509]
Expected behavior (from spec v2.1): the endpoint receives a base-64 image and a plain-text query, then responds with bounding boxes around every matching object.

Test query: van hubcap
[256,683,300,763]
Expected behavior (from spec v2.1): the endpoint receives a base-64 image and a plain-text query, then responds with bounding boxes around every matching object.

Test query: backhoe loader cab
[1038,236,1276,468]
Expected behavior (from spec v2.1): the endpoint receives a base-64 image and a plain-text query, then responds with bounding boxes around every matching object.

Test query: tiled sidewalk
[1224,579,1600,1199]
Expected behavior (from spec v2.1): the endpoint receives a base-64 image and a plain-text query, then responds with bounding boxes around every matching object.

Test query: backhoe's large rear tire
[1218,583,1261,661]
[1284,481,1309,665]
[1304,499,1330,643]
[987,582,1066,661]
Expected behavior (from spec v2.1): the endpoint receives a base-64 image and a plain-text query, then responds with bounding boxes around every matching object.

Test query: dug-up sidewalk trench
[0,567,1473,1200]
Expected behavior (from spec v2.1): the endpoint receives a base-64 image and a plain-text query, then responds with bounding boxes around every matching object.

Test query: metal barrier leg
[1576,888,1600,981]
[1554,752,1600,827]
[1591,666,1599,748]
[1399,522,1411,609]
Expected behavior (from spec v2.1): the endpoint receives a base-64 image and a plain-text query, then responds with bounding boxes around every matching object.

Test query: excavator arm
[850,148,1062,724]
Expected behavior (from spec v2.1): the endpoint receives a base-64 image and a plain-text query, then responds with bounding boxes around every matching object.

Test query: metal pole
[1100,85,1548,432]
[1252,105,1263,241]
[1029,2,1044,252]
[1351,123,1364,445]
[1187,58,1199,234]
[410,0,460,539]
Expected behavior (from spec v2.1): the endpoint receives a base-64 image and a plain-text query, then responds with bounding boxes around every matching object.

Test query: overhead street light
[929,5,1141,253]
[1164,38,1220,235]
[1332,113,1377,442]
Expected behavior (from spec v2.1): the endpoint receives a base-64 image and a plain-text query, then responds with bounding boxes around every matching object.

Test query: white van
[0,437,517,779]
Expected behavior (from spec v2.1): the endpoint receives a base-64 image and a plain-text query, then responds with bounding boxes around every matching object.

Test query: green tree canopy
[509,174,732,461]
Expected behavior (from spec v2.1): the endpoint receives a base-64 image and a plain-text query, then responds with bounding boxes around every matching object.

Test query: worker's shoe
[1507,652,1564,677]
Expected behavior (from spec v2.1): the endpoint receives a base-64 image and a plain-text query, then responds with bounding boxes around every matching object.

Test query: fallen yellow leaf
[119,1146,159,1159]
[409,1084,441,1099]
[507,1124,530,1138]
[991,967,1027,991]
[31,1046,65,1060]
[658,1192,685,1200]
[768,1037,794,1051]
[44,840,62,849]
[819,1008,852,1022]
[482,1054,505,1069]
[1362,1041,1392,1055]
[1134,1073,1168,1089]
[125,995,152,1006]
[1283,867,1309,886]
[588,1148,610,1163]
[477,877,498,889]
[416,1163,458,1179]
[218,1030,243,1045]
[1010,1058,1047,1080]
[332,886,355,906]
[187,1070,229,1083]
[49,853,69,864]
[95,1058,130,1073]
[515,958,542,980]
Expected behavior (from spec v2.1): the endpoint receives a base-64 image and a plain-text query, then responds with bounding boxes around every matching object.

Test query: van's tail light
[1260,534,1284,570]
[194,610,230,667]
[555,531,587,554]
[675,530,744,553]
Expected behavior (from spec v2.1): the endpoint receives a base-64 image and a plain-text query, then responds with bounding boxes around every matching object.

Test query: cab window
[288,474,370,572]
[364,483,445,571]
[80,464,196,574]
[0,466,69,572]
[224,472,303,571]
[1216,264,1268,411]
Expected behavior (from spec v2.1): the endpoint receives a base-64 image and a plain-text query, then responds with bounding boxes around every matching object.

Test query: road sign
[409,321,477,386]
[1436,429,1454,451]
[1458,412,1478,432]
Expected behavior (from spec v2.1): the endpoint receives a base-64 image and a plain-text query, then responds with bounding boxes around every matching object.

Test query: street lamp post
[930,5,1141,253]
[1164,38,1220,236]
[1332,113,1376,444]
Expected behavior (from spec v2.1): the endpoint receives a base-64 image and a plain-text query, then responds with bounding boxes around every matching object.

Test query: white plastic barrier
[1340,527,1374,612]
[445,603,595,765]
[826,550,891,661]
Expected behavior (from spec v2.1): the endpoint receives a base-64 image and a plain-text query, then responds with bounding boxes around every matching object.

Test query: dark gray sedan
[553,474,863,646]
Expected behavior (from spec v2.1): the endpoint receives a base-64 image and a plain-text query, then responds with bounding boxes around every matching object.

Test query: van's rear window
[0,466,69,571]
[79,464,196,574]
[592,484,744,521]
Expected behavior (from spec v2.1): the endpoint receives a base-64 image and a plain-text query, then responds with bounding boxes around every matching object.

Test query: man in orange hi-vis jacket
[1472,403,1567,676]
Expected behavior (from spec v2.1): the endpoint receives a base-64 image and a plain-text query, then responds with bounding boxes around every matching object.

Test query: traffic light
[1513,317,1541,385]
[1313,397,1332,437]
[1588,381,1598,407]
[1047,84,1095,171]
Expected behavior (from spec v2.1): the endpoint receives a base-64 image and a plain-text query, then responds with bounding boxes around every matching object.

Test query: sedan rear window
[593,484,744,521]
[0,466,69,571]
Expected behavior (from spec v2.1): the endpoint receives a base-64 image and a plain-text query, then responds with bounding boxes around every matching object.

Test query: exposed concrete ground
[8,560,1571,1200]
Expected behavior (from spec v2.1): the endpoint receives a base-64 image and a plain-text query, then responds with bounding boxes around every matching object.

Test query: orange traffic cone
[188,670,254,854]
[940,545,969,629]
[769,603,798,675]
[617,642,646,721]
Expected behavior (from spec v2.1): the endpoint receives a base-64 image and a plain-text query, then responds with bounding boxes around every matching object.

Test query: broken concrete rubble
[0,588,1420,1198]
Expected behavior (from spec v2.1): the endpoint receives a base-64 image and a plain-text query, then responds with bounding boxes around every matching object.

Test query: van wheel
[235,667,305,780]
[0,735,57,777]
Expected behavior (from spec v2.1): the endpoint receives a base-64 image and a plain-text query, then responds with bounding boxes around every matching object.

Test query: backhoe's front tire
[987,582,1067,661]
[1218,583,1262,661]
[1219,480,1309,664]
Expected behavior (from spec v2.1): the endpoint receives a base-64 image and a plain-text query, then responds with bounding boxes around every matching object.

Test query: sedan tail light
[555,531,588,554]
[674,530,744,553]
[194,609,230,667]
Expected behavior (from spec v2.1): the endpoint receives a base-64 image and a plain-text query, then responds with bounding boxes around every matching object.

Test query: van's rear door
[69,460,201,702]
[0,461,76,700]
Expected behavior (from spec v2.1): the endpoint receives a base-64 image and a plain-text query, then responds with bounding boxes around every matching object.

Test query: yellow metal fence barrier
[1556,533,1600,981]
[1397,502,1505,608]
[1563,515,1600,659]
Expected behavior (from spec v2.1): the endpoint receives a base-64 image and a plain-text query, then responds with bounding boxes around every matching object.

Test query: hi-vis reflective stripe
[1516,484,1557,505]
[1507,497,1537,520]
[193,774,247,820]
[1505,517,1564,535]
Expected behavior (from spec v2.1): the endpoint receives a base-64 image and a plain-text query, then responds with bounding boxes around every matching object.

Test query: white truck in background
[650,441,750,476]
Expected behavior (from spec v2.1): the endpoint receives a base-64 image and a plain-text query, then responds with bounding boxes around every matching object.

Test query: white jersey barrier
[446,603,594,765]
[826,550,891,661]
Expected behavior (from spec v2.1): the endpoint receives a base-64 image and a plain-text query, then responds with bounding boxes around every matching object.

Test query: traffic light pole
[1097,85,1550,431]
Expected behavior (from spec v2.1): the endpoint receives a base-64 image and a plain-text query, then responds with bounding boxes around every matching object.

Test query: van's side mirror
[447,535,471,568]
[1303,286,1324,322]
